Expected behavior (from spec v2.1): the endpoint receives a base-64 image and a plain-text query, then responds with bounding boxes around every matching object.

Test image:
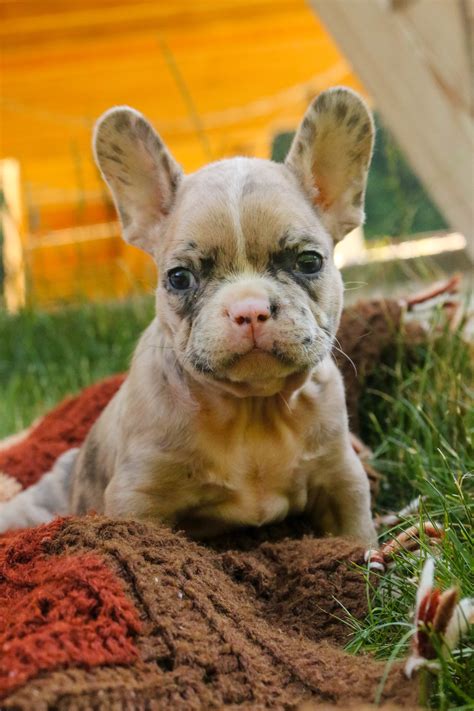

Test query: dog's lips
[186,343,315,397]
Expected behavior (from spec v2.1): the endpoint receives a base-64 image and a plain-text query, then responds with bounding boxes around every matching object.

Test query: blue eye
[295,251,323,275]
[168,268,196,291]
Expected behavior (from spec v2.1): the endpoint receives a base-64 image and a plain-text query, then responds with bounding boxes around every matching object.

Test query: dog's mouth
[186,344,315,397]
[184,324,334,396]
[188,344,296,377]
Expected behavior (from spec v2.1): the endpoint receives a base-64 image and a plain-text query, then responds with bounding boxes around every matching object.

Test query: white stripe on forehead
[225,157,248,267]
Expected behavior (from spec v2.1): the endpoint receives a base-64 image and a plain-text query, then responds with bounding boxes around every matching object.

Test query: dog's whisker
[343,281,368,291]
[278,392,292,414]
[331,342,358,377]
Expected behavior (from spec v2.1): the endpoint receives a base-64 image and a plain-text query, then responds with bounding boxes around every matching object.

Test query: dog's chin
[227,349,294,379]
[199,349,311,398]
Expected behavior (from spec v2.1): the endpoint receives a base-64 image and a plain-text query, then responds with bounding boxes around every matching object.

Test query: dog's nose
[228,298,271,327]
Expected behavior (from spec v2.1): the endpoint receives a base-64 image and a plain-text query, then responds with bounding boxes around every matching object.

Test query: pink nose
[228,298,271,327]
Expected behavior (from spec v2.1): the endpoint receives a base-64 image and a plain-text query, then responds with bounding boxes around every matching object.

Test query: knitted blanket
[2,288,457,709]
[1,516,419,710]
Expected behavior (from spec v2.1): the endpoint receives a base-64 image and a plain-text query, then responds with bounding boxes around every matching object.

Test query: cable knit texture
[1,516,419,709]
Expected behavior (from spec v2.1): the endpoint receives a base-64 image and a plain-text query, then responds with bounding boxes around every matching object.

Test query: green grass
[0,299,472,709]
[347,312,473,710]
[0,297,154,437]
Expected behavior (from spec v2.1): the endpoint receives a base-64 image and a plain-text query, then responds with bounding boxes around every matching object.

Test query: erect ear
[285,87,374,243]
[93,106,183,254]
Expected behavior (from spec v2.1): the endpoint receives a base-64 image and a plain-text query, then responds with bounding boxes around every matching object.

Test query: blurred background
[0,0,473,433]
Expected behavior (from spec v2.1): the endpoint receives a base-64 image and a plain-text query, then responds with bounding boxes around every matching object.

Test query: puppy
[5,88,377,545]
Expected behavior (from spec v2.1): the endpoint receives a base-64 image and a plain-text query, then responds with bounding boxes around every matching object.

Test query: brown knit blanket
[1,516,420,710]
[2,288,458,710]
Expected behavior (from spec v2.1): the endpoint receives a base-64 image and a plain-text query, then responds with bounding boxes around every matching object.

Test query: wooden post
[334,227,366,269]
[0,159,26,312]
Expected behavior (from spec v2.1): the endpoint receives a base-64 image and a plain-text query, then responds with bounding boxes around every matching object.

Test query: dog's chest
[187,392,318,529]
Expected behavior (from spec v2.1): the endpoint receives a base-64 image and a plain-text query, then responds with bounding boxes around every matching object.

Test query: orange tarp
[0,0,364,304]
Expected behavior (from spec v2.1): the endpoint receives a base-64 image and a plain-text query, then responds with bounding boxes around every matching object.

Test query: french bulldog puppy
[4,87,378,545]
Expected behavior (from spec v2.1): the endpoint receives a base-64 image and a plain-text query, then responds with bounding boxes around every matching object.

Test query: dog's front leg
[104,476,156,522]
[103,452,194,527]
[103,469,168,524]
[308,439,377,547]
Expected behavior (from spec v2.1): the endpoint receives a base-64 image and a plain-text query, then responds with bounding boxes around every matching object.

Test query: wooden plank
[310,0,474,260]
[0,159,26,312]
[390,0,471,114]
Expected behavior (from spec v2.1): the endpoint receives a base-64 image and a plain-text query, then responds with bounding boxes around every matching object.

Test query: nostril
[257,313,269,322]
[235,315,251,326]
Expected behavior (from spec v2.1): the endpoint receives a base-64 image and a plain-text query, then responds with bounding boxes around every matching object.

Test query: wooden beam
[310,0,474,260]
[0,159,26,312]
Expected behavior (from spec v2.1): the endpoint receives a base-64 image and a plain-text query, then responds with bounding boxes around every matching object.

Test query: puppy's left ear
[285,87,374,242]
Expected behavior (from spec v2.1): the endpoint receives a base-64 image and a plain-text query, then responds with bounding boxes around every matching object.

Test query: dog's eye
[295,251,323,275]
[168,268,196,291]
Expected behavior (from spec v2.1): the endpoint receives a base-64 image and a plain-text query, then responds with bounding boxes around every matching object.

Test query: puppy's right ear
[93,107,183,254]
[285,88,374,243]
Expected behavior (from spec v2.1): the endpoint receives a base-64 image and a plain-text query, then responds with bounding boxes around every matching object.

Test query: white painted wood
[392,0,472,111]
[310,0,474,261]
[0,159,26,312]
[334,226,366,268]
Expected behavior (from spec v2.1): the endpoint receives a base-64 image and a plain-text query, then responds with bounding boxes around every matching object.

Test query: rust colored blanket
[0,297,430,709]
